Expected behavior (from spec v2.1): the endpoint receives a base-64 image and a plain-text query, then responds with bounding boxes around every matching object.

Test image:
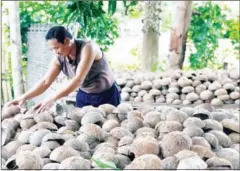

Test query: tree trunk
[141,1,161,71]
[168,1,192,70]
[142,28,159,71]
[8,1,24,97]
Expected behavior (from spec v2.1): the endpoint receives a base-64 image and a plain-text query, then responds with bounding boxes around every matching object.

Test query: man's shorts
[76,82,121,108]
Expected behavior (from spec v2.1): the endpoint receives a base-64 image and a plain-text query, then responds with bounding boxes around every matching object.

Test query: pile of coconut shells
[115,68,240,106]
[1,101,240,170]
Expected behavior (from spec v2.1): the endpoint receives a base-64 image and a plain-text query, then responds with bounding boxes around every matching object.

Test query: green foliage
[128,5,143,19]
[66,1,119,51]
[2,7,18,97]
[188,2,228,69]
[19,1,68,77]
[18,1,121,53]
[224,17,240,51]
[151,60,167,72]
[108,0,117,15]
[160,2,172,33]
[91,158,120,170]
[130,46,140,57]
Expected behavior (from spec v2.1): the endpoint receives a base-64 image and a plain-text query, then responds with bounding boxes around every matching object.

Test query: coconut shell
[190,145,216,159]
[98,104,116,114]
[202,133,220,150]
[16,144,37,154]
[125,154,163,170]
[214,88,227,96]
[174,150,198,160]
[16,151,44,169]
[186,93,199,102]
[143,111,161,128]
[42,163,60,169]
[211,112,227,122]
[177,156,207,169]
[228,133,240,143]
[221,119,240,133]
[135,127,156,137]
[195,84,207,94]
[50,146,80,162]
[206,157,233,169]
[110,127,133,140]
[33,146,51,158]
[29,129,51,146]
[114,154,131,169]
[210,130,232,148]
[155,121,183,134]
[130,136,159,157]
[17,130,33,144]
[102,120,120,132]
[123,117,143,133]
[183,117,205,128]
[161,131,192,158]
[2,105,20,120]
[216,148,240,169]
[183,126,204,138]
[59,156,91,170]
[34,113,53,123]
[192,137,211,150]
[132,85,141,92]
[211,98,224,106]
[20,119,36,130]
[165,110,188,123]
[182,86,194,93]
[200,90,213,100]
[2,140,24,160]
[180,107,195,117]
[64,138,90,152]
[41,133,65,145]
[162,156,178,170]
[203,119,223,132]
[41,141,60,151]
[80,123,105,141]
[29,122,58,132]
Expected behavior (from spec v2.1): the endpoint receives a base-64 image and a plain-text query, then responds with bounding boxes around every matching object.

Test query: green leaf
[108,0,117,15]
[91,158,120,170]
[108,0,113,15]
[188,1,233,69]
[122,0,127,7]
[130,0,137,6]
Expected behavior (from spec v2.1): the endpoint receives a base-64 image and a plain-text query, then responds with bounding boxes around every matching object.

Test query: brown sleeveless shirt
[57,39,114,93]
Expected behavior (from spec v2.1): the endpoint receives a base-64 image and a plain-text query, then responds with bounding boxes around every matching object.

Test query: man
[6,26,121,112]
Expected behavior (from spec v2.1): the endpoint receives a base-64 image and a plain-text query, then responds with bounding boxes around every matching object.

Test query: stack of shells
[1,102,240,170]
[115,68,240,106]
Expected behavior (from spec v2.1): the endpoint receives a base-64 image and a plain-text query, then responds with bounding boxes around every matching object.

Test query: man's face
[48,38,70,57]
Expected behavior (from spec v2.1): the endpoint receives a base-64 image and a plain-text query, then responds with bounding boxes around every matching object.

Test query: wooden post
[223,62,228,70]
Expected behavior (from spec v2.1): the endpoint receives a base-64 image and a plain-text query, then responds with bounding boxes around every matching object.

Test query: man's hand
[33,98,55,113]
[5,96,27,108]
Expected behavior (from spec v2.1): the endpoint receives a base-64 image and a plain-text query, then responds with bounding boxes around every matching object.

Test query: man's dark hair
[45,26,72,44]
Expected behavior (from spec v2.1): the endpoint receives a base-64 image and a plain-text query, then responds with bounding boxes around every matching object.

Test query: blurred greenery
[91,157,120,170]
[151,60,167,72]
[2,1,239,76]
[65,1,119,51]
[188,1,239,70]
[224,16,240,51]
[160,2,173,33]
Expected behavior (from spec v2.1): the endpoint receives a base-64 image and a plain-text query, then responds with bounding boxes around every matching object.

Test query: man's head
[45,26,73,56]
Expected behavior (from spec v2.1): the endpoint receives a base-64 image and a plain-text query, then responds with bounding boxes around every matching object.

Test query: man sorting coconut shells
[6,26,121,112]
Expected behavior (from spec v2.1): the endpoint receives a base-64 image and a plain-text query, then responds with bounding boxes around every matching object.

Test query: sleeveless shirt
[57,39,114,93]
